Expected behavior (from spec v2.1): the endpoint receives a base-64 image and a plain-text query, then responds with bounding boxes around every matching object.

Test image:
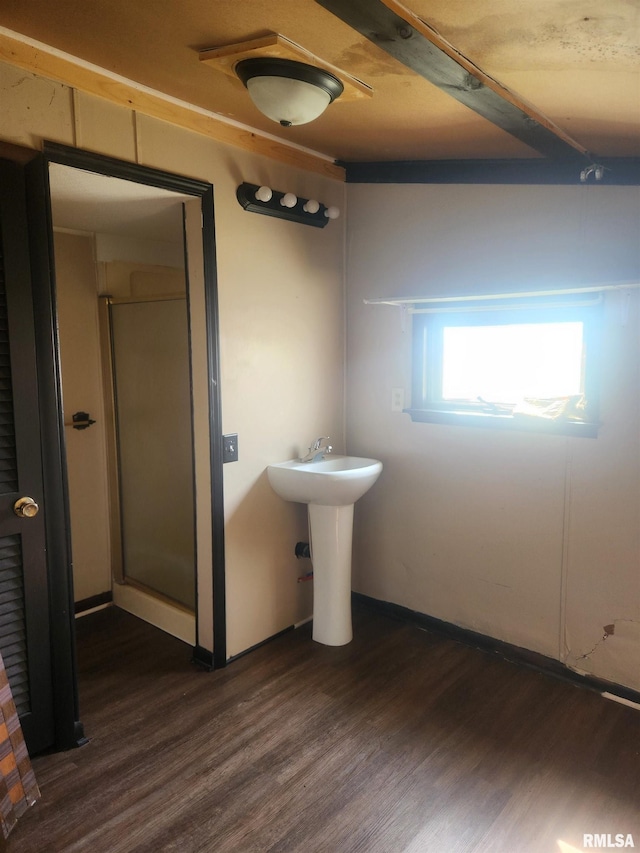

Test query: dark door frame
[25,142,226,749]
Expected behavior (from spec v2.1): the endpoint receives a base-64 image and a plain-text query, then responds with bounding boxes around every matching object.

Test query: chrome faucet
[300,436,333,463]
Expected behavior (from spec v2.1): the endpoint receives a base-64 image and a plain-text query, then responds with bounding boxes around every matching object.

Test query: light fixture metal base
[236,182,329,227]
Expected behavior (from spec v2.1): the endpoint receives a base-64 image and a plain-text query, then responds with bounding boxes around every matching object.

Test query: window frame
[409,297,602,437]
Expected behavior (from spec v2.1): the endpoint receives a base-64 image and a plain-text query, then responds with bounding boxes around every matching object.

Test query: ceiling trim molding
[0,28,345,181]
[342,158,640,185]
[315,0,596,164]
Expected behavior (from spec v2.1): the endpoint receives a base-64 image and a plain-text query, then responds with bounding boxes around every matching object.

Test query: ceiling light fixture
[235,58,344,127]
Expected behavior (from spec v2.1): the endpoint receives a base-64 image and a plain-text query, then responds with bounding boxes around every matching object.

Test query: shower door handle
[14,497,40,518]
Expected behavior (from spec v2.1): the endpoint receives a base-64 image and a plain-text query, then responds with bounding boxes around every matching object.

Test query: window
[410,295,601,435]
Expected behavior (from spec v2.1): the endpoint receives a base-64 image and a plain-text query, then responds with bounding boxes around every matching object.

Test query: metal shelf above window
[364,281,640,314]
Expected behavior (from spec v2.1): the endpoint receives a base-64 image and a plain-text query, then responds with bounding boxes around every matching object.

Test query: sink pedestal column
[308,503,354,646]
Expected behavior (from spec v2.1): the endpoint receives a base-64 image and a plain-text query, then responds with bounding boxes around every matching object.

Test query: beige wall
[1,59,346,658]
[346,183,640,691]
[10,55,637,692]
[54,231,112,602]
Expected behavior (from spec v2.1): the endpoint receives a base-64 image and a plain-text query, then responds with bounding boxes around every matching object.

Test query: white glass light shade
[255,185,273,202]
[324,206,340,220]
[246,76,332,126]
[280,192,298,208]
[236,59,344,128]
[303,199,320,214]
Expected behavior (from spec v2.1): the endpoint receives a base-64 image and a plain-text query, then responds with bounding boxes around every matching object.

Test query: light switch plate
[223,433,238,463]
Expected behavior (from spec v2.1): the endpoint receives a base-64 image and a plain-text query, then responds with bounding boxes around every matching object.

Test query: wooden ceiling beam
[315,0,596,164]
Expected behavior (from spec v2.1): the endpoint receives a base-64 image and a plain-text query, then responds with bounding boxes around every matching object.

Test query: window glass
[441,321,584,404]
[410,297,601,434]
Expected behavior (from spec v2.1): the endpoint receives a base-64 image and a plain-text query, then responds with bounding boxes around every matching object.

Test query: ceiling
[1,0,638,164]
[49,163,188,242]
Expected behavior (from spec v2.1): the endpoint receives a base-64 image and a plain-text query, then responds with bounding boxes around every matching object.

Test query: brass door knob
[14,497,39,518]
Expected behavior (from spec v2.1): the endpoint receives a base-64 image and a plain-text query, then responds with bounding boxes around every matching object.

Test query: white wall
[346,183,640,691]
[1,59,346,658]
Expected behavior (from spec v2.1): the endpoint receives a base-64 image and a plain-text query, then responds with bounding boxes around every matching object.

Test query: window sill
[405,408,599,437]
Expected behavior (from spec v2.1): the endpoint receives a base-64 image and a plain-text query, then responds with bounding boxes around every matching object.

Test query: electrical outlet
[222,433,238,463]
[391,387,404,412]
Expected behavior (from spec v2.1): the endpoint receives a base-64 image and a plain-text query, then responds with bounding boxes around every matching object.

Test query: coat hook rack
[236,182,340,228]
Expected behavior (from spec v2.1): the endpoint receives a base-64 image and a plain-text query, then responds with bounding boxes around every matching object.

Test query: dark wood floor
[7,605,640,852]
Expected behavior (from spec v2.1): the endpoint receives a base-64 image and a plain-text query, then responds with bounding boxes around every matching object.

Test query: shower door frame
[101,292,197,617]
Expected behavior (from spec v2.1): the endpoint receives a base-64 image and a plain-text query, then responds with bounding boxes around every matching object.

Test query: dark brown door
[0,159,55,754]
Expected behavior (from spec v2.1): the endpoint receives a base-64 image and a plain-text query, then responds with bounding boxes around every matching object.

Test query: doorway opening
[38,145,227,741]
[0,143,227,754]
[48,163,202,645]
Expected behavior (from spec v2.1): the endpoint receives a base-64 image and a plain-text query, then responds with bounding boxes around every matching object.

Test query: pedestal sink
[267,455,382,646]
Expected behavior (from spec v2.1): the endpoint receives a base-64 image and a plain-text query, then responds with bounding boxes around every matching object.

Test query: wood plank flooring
[7,605,640,853]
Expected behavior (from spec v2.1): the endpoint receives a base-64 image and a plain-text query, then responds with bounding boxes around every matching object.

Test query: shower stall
[101,293,196,616]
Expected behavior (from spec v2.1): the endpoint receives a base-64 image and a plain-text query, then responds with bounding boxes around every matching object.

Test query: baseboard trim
[193,628,298,670]
[74,591,113,614]
[352,592,640,707]
[227,625,295,664]
[192,645,214,671]
[73,720,89,748]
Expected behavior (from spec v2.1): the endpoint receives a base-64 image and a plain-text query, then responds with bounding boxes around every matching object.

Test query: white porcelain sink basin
[267,455,382,507]
[267,453,383,646]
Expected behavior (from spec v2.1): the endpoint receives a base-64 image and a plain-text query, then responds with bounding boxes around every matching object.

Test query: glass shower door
[109,296,195,610]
